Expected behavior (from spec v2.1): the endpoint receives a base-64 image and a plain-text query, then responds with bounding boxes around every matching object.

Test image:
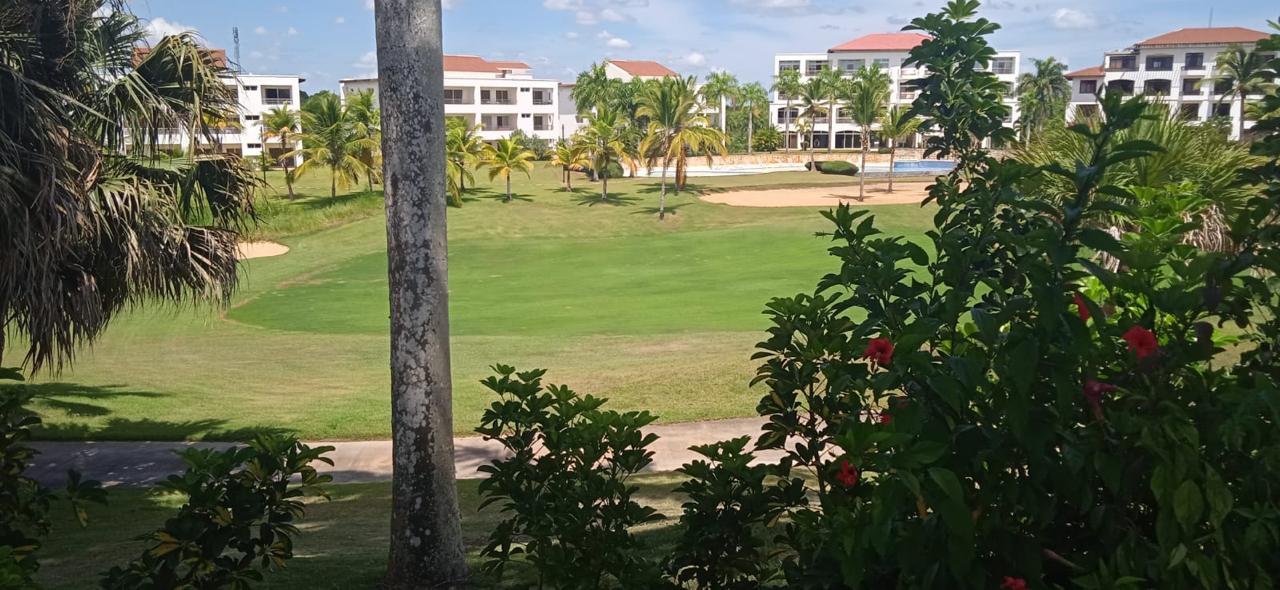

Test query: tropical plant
[638,76,728,219]
[737,82,770,155]
[702,70,740,134]
[550,138,592,191]
[816,67,848,154]
[879,106,923,192]
[846,65,891,198]
[0,0,261,372]
[446,119,486,196]
[1016,56,1071,144]
[773,68,803,152]
[572,62,621,116]
[288,93,371,197]
[1213,45,1275,140]
[752,125,783,152]
[798,79,827,170]
[262,106,301,199]
[483,138,535,202]
[580,109,633,202]
[345,88,383,192]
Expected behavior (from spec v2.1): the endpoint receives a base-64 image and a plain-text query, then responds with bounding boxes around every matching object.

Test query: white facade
[1065,27,1273,139]
[768,34,1021,150]
[154,74,304,164]
[340,56,561,143]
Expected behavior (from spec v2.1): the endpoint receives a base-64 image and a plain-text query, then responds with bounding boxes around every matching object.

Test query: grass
[35,477,689,589]
[14,162,938,441]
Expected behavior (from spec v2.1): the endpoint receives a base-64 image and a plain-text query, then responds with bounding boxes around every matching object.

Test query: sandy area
[701,183,932,208]
[235,241,290,260]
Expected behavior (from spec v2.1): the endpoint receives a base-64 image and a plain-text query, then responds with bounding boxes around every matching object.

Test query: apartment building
[1064,27,1273,139]
[768,32,1021,149]
[340,55,562,142]
[137,48,304,165]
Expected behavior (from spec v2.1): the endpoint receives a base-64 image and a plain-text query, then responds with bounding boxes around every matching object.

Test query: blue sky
[129,0,1275,93]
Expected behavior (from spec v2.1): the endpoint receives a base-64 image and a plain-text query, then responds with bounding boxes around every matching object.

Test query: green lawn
[16,163,937,441]
[35,477,690,589]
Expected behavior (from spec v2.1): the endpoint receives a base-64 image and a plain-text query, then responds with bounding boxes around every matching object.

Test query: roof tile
[829,32,931,53]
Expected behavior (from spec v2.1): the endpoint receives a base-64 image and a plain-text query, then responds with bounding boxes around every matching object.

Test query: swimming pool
[637,159,955,177]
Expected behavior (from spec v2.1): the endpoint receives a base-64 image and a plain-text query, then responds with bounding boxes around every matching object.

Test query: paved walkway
[27,418,779,488]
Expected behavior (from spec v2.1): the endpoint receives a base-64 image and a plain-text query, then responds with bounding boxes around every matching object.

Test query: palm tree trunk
[602,173,609,201]
[567,167,573,191]
[1237,96,1245,141]
[659,163,668,220]
[808,128,816,172]
[887,140,896,193]
[675,156,685,193]
[331,170,337,198]
[747,108,754,155]
[282,136,297,200]
[784,99,792,153]
[505,174,512,202]
[827,99,835,154]
[376,0,468,587]
[859,129,868,199]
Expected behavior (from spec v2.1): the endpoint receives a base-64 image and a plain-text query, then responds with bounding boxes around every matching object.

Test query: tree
[846,65,891,198]
[262,106,301,199]
[879,105,922,192]
[1015,57,1071,144]
[772,69,803,153]
[798,78,827,171]
[484,139,535,202]
[638,76,728,220]
[816,67,847,154]
[345,89,383,192]
[737,82,769,155]
[572,62,620,116]
[550,139,591,191]
[580,109,633,202]
[446,119,486,195]
[701,71,739,134]
[374,0,468,588]
[0,2,259,372]
[1214,45,1274,140]
[288,93,371,198]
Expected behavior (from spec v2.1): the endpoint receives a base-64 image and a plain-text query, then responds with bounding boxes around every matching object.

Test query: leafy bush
[101,436,333,589]
[0,372,105,587]
[509,129,553,161]
[803,160,859,176]
[596,160,625,179]
[752,126,783,153]
[476,366,663,589]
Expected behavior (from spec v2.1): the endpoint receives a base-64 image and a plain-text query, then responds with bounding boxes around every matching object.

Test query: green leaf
[1204,469,1233,527]
[1078,228,1125,255]
[1173,480,1203,531]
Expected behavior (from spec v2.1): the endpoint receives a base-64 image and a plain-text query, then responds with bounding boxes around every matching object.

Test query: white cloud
[683,51,707,67]
[356,51,378,68]
[1051,8,1096,30]
[543,0,582,9]
[443,0,458,8]
[599,7,627,21]
[728,0,810,9]
[575,10,598,25]
[335,16,347,24]
[365,0,374,10]
[144,17,191,42]
[254,25,268,35]
[287,26,299,36]
[565,31,580,39]
[606,36,631,49]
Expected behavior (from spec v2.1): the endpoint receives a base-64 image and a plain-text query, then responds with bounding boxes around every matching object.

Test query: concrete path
[27,417,779,488]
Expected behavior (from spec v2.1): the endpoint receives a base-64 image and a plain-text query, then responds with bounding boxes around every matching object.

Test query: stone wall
[708,149,928,166]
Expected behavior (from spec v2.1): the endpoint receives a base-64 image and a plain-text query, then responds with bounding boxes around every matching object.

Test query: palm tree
[572,62,620,116]
[262,106,301,199]
[702,71,739,134]
[446,120,486,195]
[816,67,847,153]
[879,106,923,192]
[1214,46,1274,140]
[374,1,468,587]
[1015,57,1071,144]
[580,109,633,202]
[846,65,891,199]
[772,69,803,152]
[484,139,535,202]
[289,93,371,198]
[345,89,383,192]
[798,78,827,171]
[737,82,769,154]
[445,126,476,208]
[1,3,260,372]
[638,76,728,220]
[550,138,591,191]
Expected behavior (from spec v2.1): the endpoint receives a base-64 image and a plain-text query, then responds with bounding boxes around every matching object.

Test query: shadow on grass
[571,192,640,207]
[291,190,383,211]
[633,203,689,217]
[473,189,534,203]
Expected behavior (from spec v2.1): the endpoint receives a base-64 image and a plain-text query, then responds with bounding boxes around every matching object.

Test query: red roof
[134,47,227,68]
[1136,27,1269,47]
[1065,65,1104,79]
[608,60,679,78]
[443,55,502,73]
[829,32,931,53]
[488,60,531,70]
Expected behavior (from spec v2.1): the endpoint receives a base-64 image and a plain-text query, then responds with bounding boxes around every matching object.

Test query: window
[1079,79,1098,94]
[991,57,1015,74]
[243,115,260,121]
[838,59,865,73]
[1179,103,1201,121]
[872,58,890,70]
[805,60,828,76]
[533,114,552,131]
[247,143,262,149]
[1106,80,1134,96]
[1213,103,1231,118]
[1145,55,1173,71]
[1143,79,1172,96]
[262,87,292,104]
[1108,55,1137,71]
[243,85,259,91]
[532,89,553,105]
[1182,78,1201,95]
[899,82,920,99]
[1185,52,1204,69]
[776,107,798,123]
[520,113,531,118]
[1214,78,1234,95]
[519,87,530,92]
[444,88,465,104]
[778,60,800,74]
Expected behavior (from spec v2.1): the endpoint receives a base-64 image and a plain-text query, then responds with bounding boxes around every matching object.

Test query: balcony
[444,97,471,105]
[1106,56,1138,72]
[532,97,553,106]
[480,97,515,105]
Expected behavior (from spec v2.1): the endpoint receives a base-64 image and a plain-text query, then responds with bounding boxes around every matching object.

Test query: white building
[1064,27,1272,139]
[768,32,1021,150]
[340,55,562,143]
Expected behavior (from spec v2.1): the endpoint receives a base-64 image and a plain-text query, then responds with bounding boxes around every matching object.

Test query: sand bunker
[236,241,290,260]
[702,183,931,208]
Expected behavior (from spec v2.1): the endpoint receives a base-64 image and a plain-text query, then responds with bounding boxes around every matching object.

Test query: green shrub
[476,366,663,589]
[596,160,625,179]
[101,436,333,589]
[752,126,783,153]
[804,160,859,175]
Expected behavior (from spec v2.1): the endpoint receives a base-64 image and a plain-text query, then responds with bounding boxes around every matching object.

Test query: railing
[533,98,553,105]
[776,116,799,124]
[444,97,471,105]
[481,98,515,105]
[533,124,553,131]
[263,98,292,105]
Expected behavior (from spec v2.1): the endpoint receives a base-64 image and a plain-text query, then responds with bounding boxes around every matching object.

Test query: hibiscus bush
[691,3,1280,588]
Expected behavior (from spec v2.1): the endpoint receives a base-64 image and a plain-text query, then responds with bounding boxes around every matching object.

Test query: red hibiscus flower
[835,460,858,488]
[863,338,895,366]
[1073,292,1091,322]
[878,412,892,425]
[1000,577,1028,590]
[1122,326,1158,360]
[1082,379,1117,406]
